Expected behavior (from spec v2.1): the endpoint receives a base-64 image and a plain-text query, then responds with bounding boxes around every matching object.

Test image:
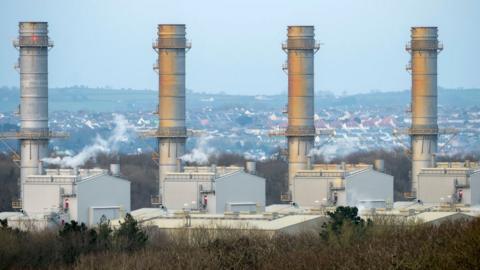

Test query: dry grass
[1,218,480,270]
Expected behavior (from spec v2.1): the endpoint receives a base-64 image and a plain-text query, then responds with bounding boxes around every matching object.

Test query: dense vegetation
[1,207,480,269]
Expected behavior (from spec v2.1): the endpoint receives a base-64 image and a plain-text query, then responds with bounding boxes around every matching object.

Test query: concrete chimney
[283,26,319,196]
[407,27,442,195]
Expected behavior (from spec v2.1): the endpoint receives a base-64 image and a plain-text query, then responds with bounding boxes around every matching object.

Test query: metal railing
[138,128,187,138]
[282,40,320,51]
[0,130,68,139]
[153,39,191,50]
[13,37,53,48]
[406,41,443,52]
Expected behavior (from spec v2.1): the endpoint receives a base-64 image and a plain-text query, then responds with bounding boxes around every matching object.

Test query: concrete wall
[346,170,394,208]
[417,174,456,203]
[88,207,122,226]
[23,184,61,215]
[471,172,480,206]
[23,181,75,215]
[77,175,130,224]
[214,172,265,214]
[293,177,331,207]
[164,179,212,211]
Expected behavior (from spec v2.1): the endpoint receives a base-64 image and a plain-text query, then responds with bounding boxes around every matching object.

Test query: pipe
[306,156,313,170]
[284,26,319,198]
[153,24,190,202]
[374,159,385,173]
[408,27,442,195]
[110,164,121,176]
[246,161,257,175]
[176,158,184,172]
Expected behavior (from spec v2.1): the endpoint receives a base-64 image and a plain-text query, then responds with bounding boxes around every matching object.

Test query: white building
[22,165,130,226]
[292,162,394,209]
[163,164,266,214]
[417,161,480,206]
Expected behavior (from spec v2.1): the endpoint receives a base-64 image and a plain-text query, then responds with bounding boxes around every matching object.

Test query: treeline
[1,207,480,269]
[0,149,478,211]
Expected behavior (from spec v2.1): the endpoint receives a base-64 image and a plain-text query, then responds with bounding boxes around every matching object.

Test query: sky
[0,0,479,95]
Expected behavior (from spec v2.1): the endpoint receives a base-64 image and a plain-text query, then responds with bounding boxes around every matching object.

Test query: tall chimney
[283,26,319,198]
[15,22,53,202]
[153,24,190,202]
[407,27,442,196]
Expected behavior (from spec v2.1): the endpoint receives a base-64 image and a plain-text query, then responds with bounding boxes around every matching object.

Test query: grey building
[417,162,480,205]
[22,166,130,226]
[293,163,394,209]
[163,165,266,214]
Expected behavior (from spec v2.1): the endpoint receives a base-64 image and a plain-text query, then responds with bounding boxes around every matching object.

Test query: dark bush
[113,213,148,251]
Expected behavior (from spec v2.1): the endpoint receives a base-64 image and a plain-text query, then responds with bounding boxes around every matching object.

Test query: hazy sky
[0,0,479,95]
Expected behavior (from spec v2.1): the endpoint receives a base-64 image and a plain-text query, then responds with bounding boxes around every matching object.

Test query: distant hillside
[1,86,479,112]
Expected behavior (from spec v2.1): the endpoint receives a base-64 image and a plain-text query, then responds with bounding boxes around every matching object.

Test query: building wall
[293,177,331,207]
[214,172,265,214]
[23,181,75,215]
[88,207,122,226]
[471,172,480,206]
[76,175,130,224]
[164,179,212,210]
[346,170,394,208]
[417,174,456,203]
[206,193,216,213]
[23,184,61,215]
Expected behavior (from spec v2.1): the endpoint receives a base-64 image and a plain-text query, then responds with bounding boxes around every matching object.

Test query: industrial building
[401,27,480,207]
[0,22,67,209]
[283,26,319,198]
[405,26,444,196]
[140,24,191,205]
[22,165,130,226]
[2,21,479,234]
[292,160,394,209]
[163,162,266,214]
[111,208,327,236]
[417,161,480,205]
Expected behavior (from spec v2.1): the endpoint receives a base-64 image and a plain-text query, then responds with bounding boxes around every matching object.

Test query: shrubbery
[0,214,148,269]
[1,213,480,269]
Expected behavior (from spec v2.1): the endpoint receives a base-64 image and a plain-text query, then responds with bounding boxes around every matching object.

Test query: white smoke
[313,137,363,161]
[42,114,133,168]
[181,135,215,164]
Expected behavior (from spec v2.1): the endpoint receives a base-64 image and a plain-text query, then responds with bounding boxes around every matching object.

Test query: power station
[141,24,190,204]
[0,22,67,208]
[1,22,479,230]
[407,27,442,196]
[283,26,319,196]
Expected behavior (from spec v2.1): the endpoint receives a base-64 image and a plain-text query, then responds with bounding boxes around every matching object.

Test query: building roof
[164,166,261,182]
[26,168,129,184]
[294,164,388,179]
[115,208,326,232]
[411,212,475,224]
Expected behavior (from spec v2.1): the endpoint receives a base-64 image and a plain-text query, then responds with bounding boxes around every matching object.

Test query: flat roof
[122,208,326,231]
